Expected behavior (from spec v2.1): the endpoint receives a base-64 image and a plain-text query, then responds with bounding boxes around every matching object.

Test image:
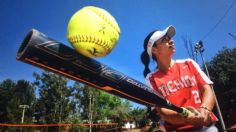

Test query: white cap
[147,25,176,59]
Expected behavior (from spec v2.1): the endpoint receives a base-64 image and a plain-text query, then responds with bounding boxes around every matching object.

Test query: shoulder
[175,58,199,67]
[145,69,158,80]
[175,58,196,64]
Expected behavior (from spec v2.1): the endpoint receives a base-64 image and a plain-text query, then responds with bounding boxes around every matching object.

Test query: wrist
[199,106,211,112]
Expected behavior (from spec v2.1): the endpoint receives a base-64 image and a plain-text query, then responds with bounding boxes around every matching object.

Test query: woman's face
[152,35,176,59]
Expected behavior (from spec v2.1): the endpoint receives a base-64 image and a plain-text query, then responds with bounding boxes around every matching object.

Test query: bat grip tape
[180,107,192,118]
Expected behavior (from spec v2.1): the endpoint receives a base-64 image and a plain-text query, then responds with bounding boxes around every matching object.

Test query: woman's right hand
[184,106,205,126]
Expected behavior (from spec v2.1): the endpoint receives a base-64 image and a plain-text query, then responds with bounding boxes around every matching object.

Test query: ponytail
[141,51,151,77]
[140,30,158,78]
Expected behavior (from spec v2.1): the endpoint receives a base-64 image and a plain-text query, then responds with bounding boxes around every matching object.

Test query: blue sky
[0,0,235,107]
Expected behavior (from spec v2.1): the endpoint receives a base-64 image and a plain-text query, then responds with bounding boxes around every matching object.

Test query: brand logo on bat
[126,78,153,93]
[100,66,126,83]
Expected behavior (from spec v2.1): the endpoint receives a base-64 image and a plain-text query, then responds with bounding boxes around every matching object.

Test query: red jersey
[146,59,215,129]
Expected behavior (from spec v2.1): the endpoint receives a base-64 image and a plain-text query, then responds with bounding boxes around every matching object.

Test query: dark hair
[141,30,158,78]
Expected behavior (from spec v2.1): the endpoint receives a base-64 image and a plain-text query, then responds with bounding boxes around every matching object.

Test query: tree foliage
[128,107,150,127]
[71,81,132,126]
[206,47,236,127]
[33,71,74,124]
[0,71,150,130]
[0,79,35,123]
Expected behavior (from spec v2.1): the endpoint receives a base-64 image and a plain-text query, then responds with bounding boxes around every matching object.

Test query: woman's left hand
[198,107,212,126]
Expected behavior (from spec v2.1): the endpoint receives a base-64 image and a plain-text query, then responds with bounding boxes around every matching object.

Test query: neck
[158,58,174,71]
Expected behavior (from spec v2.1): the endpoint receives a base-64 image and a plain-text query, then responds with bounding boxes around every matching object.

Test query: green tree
[71,82,132,126]
[128,107,149,128]
[206,47,236,127]
[0,79,15,123]
[71,82,97,122]
[33,71,74,124]
[0,79,35,123]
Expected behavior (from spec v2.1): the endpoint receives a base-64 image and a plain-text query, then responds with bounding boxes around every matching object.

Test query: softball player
[141,25,218,131]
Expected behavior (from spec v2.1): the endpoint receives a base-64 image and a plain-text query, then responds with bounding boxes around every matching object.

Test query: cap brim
[164,25,175,38]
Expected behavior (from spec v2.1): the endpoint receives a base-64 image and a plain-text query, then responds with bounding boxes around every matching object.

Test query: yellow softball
[67,6,120,58]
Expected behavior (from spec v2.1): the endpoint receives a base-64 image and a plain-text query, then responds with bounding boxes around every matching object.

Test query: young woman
[141,25,218,131]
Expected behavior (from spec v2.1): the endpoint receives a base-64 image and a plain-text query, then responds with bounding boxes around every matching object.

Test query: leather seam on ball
[87,7,120,34]
[68,34,112,52]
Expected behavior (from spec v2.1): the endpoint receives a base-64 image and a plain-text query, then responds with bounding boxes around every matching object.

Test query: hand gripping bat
[16,29,192,117]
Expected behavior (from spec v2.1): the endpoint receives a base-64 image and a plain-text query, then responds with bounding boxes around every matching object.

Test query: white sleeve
[189,59,213,84]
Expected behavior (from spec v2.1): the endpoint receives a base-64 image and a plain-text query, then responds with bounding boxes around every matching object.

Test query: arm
[189,59,217,125]
[156,107,186,124]
[155,84,215,126]
[198,84,216,125]
[200,84,215,111]
[156,107,204,126]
